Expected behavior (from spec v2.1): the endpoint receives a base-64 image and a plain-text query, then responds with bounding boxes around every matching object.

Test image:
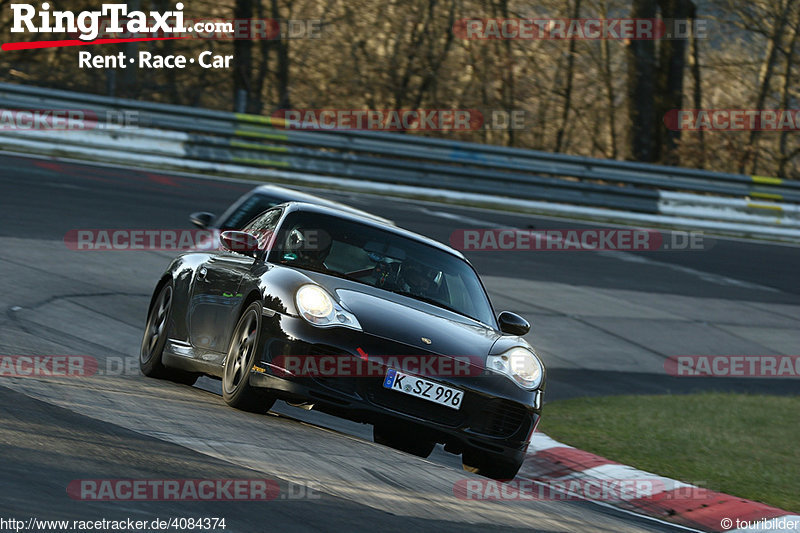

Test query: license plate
[382,369,463,410]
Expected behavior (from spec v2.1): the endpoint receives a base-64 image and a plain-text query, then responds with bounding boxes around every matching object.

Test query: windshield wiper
[287,263,366,284]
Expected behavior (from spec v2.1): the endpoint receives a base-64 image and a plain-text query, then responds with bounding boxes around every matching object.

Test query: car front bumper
[249,312,543,461]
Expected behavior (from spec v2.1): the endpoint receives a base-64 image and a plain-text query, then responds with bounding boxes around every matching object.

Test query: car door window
[242,207,283,252]
[218,194,286,230]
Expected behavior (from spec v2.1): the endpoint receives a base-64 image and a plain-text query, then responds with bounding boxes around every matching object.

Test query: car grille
[366,385,465,427]
[470,399,530,438]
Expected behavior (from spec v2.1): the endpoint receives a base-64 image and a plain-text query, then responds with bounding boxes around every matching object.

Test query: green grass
[539,393,800,512]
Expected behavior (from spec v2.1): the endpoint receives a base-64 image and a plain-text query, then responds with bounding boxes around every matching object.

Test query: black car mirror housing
[498,311,531,336]
[190,211,215,229]
[220,230,260,258]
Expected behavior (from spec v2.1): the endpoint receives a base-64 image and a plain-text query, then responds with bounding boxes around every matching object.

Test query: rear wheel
[140,283,198,386]
[462,448,523,481]
[373,423,435,458]
[222,301,276,413]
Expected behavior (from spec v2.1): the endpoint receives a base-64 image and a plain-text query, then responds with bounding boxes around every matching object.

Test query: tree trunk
[742,0,791,173]
[271,0,292,110]
[655,0,694,165]
[555,0,582,153]
[777,15,799,178]
[601,0,618,159]
[500,0,516,147]
[689,1,704,168]
[233,0,255,112]
[626,0,658,162]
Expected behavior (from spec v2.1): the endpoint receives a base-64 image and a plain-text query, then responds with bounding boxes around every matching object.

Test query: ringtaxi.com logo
[10,2,189,42]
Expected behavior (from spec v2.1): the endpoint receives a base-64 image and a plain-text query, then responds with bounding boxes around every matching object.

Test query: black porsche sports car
[141,202,544,479]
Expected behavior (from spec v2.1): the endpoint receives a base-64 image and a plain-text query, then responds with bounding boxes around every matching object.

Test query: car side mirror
[220,231,260,257]
[498,311,530,336]
[190,211,215,229]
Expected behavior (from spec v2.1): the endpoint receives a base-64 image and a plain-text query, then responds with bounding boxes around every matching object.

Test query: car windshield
[270,210,496,326]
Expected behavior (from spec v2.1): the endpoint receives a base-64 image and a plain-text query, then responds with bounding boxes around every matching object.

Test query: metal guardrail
[1,82,799,238]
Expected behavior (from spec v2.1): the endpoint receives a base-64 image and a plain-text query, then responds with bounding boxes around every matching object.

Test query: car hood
[334,287,501,358]
[273,267,508,359]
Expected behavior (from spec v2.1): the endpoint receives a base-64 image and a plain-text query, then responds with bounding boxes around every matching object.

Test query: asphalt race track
[1,152,798,532]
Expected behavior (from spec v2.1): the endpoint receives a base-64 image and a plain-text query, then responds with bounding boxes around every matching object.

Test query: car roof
[281,202,468,261]
[251,185,393,225]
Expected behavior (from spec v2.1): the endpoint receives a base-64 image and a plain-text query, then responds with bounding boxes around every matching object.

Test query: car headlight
[295,284,361,330]
[487,347,543,390]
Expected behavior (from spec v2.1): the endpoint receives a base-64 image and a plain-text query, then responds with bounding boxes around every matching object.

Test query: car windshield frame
[266,209,497,328]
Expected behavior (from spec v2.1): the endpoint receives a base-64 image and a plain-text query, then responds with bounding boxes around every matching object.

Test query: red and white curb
[517,433,799,532]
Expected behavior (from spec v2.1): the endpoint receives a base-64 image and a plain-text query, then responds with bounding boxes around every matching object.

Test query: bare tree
[777,7,800,177]
[655,0,695,164]
[737,0,792,173]
[554,0,582,153]
[233,0,255,112]
[626,0,658,161]
[688,1,704,167]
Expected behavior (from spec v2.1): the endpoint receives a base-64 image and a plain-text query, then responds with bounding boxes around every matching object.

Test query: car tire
[373,423,436,458]
[462,448,523,481]
[222,301,276,413]
[140,283,199,386]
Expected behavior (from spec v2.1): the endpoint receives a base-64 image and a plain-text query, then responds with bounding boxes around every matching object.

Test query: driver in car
[283,226,332,270]
[399,260,438,299]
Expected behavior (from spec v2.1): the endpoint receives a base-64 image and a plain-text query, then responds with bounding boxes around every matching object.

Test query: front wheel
[222,301,275,413]
[462,448,523,481]
[140,283,198,386]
